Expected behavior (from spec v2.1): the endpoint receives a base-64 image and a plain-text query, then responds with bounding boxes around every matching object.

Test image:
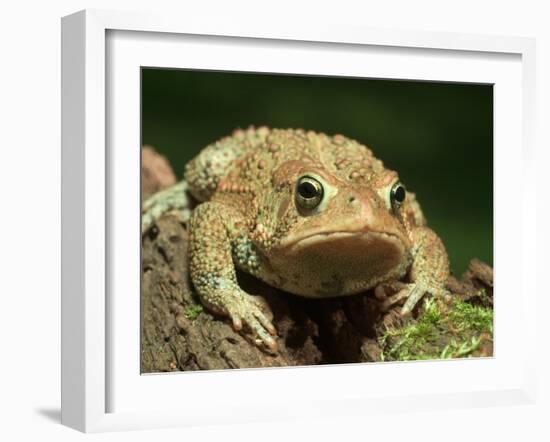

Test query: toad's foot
[207,291,278,353]
[230,296,278,353]
[399,283,443,315]
[382,225,451,315]
[378,282,450,315]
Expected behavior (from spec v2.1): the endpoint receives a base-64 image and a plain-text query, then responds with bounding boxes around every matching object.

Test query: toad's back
[183,126,385,203]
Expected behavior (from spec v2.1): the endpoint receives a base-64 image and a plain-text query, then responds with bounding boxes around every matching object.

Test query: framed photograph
[61,9,537,432]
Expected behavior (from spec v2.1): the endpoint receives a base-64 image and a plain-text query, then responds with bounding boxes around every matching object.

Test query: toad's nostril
[348,196,356,203]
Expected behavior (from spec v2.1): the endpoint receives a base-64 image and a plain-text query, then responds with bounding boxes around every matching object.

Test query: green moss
[440,336,481,359]
[448,297,493,333]
[184,304,203,320]
[380,297,493,361]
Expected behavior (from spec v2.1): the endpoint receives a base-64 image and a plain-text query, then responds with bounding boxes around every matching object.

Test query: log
[141,145,177,200]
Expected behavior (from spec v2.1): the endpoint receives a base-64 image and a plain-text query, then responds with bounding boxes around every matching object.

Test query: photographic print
[140,69,493,373]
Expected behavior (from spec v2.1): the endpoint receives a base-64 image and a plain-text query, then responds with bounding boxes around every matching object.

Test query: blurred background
[141,68,493,275]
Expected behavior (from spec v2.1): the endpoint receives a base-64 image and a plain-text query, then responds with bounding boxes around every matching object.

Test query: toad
[143,127,450,353]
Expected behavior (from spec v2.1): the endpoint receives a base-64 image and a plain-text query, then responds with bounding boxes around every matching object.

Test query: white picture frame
[61,9,537,433]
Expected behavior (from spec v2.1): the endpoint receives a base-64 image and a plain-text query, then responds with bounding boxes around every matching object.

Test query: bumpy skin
[156,127,450,352]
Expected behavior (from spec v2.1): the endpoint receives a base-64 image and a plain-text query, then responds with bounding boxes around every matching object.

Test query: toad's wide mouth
[270,230,410,297]
[281,229,407,256]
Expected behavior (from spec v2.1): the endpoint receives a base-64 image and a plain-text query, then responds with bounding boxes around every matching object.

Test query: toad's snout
[341,190,410,246]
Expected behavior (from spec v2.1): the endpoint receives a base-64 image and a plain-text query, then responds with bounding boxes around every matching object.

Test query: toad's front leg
[188,202,278,352]
[380,226,450,314]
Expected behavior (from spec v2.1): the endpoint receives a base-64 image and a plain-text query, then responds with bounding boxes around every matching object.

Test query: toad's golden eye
[295,176,324,210]
[390,181,406,212]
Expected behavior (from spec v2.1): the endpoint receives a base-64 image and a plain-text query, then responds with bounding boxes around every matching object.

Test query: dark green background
[141,68,493,275]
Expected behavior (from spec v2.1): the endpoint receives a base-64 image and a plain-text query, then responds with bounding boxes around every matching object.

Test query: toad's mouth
[283,230,407,256]
[271,230,410,297]
[299,229,397,247]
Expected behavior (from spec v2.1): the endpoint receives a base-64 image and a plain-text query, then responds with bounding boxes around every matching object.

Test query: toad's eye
[390,182,406,211]
[296,176,324,210]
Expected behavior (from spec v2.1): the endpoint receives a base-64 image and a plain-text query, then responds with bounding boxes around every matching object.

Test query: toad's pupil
[393,185,406,203]
[298,181,318,199]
